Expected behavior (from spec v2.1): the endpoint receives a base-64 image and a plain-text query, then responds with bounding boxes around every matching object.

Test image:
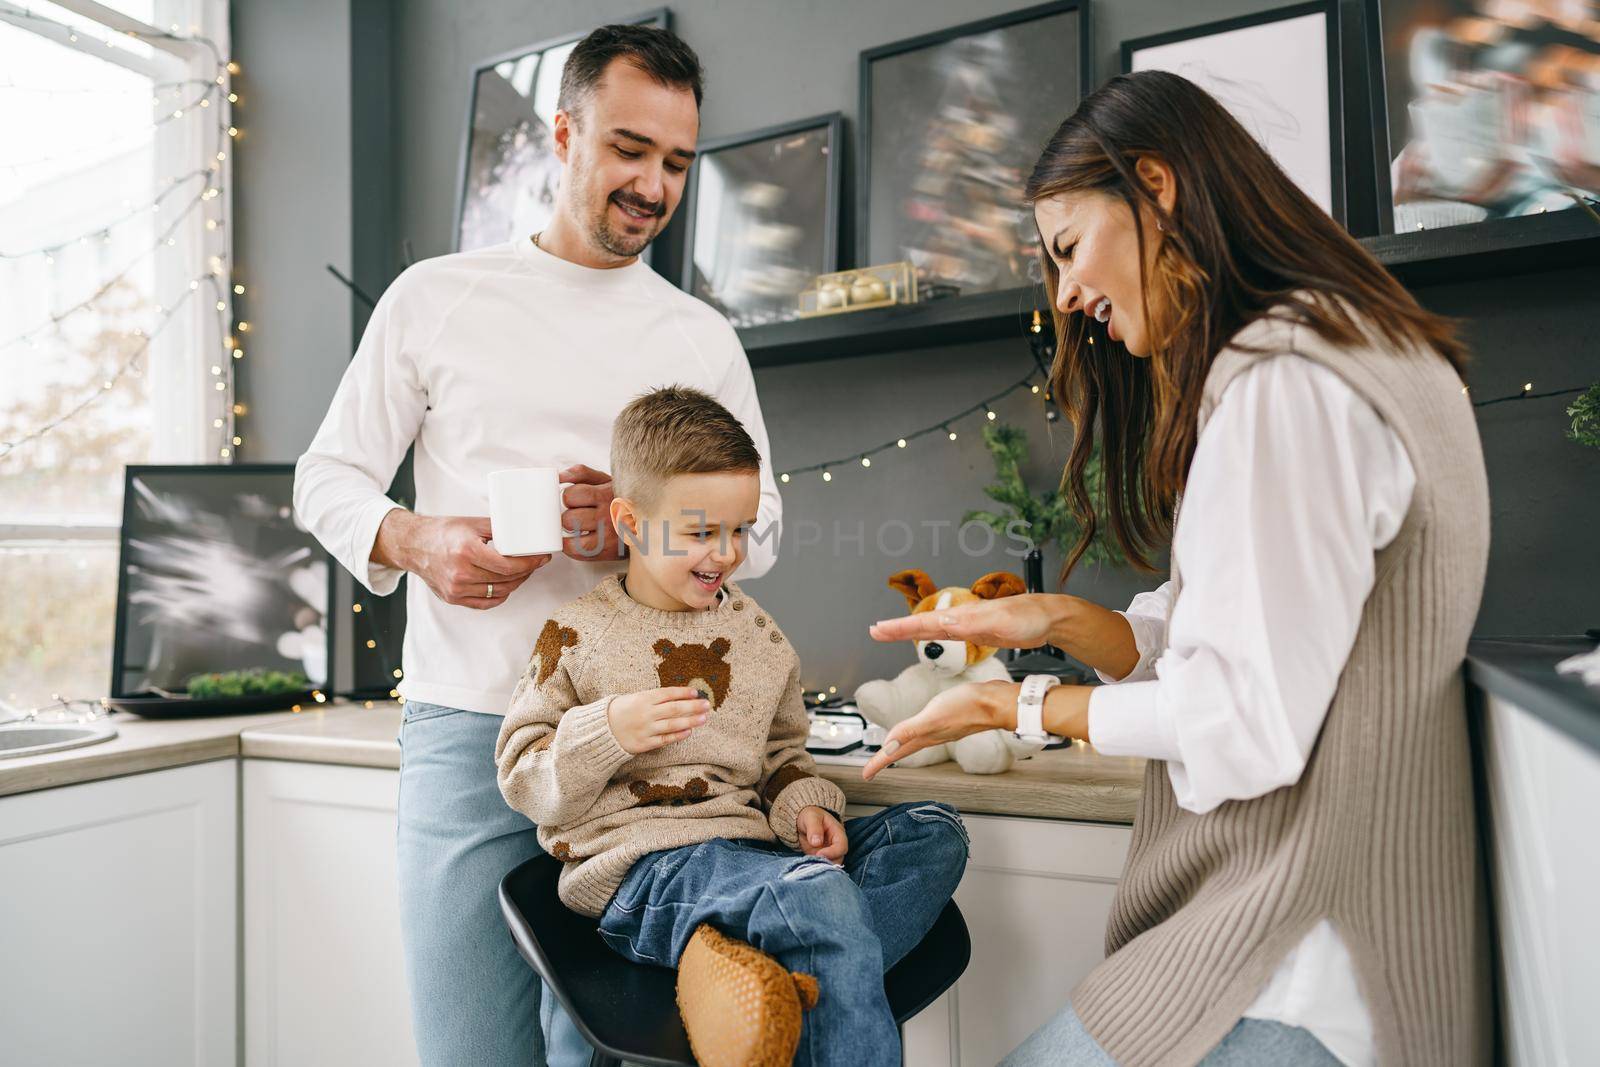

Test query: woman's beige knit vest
[1073,293,1492,1066]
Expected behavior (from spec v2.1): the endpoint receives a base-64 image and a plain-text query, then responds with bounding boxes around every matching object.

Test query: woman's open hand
[868,593,1059,651]
[860,681,1008,781]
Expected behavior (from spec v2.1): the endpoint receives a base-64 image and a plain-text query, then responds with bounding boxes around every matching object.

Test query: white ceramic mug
[487,467,565,556]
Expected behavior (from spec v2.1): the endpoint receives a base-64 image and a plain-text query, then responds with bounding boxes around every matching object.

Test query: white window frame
[0,0,233,551]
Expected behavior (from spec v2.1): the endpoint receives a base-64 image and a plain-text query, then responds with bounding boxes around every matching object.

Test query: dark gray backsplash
[234,0,1599,694]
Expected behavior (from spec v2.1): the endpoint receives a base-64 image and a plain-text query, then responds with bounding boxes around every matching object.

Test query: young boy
[496,385,968,1067]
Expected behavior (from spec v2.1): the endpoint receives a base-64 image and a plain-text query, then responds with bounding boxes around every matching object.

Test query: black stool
[498,854,971,1067]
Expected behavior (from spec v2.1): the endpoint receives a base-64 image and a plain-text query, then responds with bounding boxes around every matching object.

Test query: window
[0,0,234,709]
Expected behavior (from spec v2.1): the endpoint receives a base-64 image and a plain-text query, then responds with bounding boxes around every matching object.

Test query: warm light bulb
[821,470,832,482]
[986,410,996,420]
[228,92,239,103]
[393,668,403,679]
[237,321,250,331]
[353,603,363,613]
[947,430,958,441]
[220,447,231,458]
[780,473,790,483]
[227,126,239,137]
[366,640,376,649]
[1031,384,1040,394]
[896,438,907,448]
[1523,382,1533,392]
[233,284,244,295]
[861,457,871,468]
[213,418,223,428]
[232,436,242,446]
[215,301,226,311]
[227,61,241,74]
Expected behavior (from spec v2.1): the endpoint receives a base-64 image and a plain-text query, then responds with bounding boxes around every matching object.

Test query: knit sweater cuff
[555,695,634,777]
[767,775,847,849]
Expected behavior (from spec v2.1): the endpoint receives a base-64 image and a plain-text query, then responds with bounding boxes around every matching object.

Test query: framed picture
[453,8,672,254]
[859,1,1092,297]
[110,465,335,698]
[679,113,844,329]
[1366,0,1600,240]
[1123,2,1347,225]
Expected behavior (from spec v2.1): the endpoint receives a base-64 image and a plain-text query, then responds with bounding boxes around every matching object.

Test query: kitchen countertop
[1467,637,1600,755]
[241,704,1146,824]
[1,701,1145,823]
[0,706,307,798]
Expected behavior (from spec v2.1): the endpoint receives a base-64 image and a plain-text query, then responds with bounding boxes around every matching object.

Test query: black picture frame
[110,464,337,700]
[452,7,673,255]
[1360,0,1600,263]
[1122,1,1351,227]
[858,1,1093,295]
[678,113,844,328]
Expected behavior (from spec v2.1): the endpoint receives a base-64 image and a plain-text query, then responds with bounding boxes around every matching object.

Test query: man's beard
[592,190,664,259]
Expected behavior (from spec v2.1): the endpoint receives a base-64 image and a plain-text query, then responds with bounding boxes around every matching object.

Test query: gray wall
[236,0,1600,695]
[231,0,352,463]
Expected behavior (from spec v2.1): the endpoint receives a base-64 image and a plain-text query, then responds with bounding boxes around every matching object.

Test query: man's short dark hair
[558,24,704,119]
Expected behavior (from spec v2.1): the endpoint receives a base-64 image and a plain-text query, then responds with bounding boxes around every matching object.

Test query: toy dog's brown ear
[887,569,938,610]
[971,571,1026,600]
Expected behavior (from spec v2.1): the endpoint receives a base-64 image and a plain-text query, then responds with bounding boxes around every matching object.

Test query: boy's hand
[607,687,710,755]
[797,806,848,864]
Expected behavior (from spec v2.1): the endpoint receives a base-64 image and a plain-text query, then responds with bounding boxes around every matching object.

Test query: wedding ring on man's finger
[486,583,495,598]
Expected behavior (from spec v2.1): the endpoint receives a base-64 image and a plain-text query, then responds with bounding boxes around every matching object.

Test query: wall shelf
[1363,212,1600,288]
[740,287,1045,368]
[739,215,1600,367]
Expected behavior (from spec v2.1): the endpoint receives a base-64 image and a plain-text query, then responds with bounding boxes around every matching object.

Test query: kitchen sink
[0,722,119,759]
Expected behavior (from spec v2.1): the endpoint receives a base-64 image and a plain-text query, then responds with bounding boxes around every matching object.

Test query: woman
[862,71,1491,1066]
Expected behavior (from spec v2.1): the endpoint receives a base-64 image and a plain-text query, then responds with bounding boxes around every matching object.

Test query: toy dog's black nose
[923,642,944,660]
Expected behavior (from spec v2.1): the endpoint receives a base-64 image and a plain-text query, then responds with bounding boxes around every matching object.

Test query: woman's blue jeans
[597,801,971,1067]
[395,701,594,1067]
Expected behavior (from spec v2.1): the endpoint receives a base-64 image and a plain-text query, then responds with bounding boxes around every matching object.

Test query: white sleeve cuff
[353,499,405,596]
[1095,611,1166,685]
[1088,679,1182,762]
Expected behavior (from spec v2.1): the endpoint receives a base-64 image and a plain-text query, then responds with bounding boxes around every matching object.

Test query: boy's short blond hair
[611,385,761,512]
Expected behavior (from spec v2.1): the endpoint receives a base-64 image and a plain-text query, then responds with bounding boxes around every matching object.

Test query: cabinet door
[0,760,238,1066]
[891,811,1131,1067]
[243,760,416,1066]
[1482,694,1600,1066]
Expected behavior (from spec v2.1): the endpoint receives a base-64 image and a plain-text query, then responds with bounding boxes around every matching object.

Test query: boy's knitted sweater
[495,573,846,917]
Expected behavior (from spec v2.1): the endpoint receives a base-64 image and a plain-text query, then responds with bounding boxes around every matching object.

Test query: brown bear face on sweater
[653,636,733,708]
[529,618,579,687]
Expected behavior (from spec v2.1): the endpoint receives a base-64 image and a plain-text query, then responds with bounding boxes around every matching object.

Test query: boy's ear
[611,496,641,545]
[887,569,938,610]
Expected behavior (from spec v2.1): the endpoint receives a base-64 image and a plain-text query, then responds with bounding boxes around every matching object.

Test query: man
[294,25,783,1067]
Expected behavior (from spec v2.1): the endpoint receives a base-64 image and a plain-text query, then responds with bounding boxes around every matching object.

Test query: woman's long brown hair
[1025,71,1468,583]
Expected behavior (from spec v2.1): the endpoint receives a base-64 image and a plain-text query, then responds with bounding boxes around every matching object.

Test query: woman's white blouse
[1086,353,1417,1067]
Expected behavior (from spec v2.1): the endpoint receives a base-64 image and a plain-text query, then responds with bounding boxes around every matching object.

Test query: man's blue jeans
[596,801,970,1067]
[395,701,594,1067]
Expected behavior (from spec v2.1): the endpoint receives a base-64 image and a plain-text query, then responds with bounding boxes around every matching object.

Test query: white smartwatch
[1014,674,1064,744]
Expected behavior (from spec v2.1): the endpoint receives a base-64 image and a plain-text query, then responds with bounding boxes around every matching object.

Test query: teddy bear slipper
[676,923,820,1067]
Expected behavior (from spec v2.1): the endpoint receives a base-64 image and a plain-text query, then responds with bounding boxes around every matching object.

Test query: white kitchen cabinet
[880,810,1132,1067]
[0,759,239,1067]
[1480,692,1600,1067]
[242,759,416,1067]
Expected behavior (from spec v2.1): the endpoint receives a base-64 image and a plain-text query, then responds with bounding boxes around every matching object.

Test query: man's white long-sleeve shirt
[1087,354,1417,1067]
[294,237,783,717]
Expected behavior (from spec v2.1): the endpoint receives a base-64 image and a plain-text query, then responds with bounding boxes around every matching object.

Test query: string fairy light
[773,313,1591,484]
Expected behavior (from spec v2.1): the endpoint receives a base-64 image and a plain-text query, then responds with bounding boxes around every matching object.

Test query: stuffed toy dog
[853,568,1043,775]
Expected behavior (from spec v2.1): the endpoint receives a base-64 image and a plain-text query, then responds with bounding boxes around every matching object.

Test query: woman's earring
[1157,220,1166,232]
